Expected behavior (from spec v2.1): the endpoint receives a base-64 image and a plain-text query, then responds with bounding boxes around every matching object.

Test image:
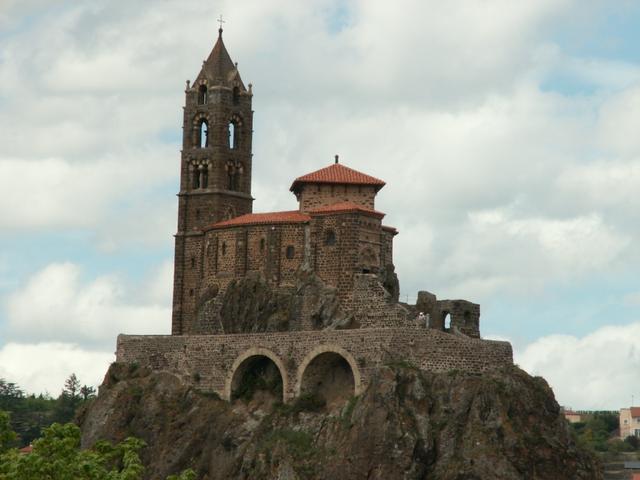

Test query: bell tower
[172,27,254,334]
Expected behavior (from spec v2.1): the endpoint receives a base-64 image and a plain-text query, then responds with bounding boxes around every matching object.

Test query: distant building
[620,407,640,439]
[562,408,583,423]
[18,445,32,455]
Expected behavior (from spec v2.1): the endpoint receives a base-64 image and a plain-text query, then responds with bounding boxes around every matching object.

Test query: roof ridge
[290,162,386,192]
[205,210,310,230]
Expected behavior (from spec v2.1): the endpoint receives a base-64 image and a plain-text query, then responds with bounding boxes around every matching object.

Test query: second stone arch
[296,345,362,410]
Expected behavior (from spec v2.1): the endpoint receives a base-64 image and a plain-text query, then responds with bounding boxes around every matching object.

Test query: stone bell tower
[172,27,254,335]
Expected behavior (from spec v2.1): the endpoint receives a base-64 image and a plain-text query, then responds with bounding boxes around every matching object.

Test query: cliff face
[80,363,601,480]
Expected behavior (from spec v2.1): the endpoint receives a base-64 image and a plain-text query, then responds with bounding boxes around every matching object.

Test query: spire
[194,22,246,90]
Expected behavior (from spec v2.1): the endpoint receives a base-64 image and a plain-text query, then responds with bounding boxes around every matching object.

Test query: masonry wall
[116,328,513,402]
[298,184,377,212]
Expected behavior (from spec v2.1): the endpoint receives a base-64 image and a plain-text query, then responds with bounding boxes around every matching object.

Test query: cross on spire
[217,14,226,34]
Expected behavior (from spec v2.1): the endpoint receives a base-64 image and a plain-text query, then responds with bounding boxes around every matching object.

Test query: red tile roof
[19,445,33,454]
[309,201,385,219]
[631,407,640,418]
[290,163,386,192]
[206,211,310,229]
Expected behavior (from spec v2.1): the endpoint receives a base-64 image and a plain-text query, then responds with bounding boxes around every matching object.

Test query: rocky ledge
[79,362,601,479]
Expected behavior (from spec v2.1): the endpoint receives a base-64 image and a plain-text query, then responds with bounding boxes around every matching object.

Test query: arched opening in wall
[232,86,240,105]
[443,312,451,331]
[198,85,207,105]
[198,120,208,148]
[324,229,336,246]
[231,355,283,404]
[228,122,236,149]
[300,352,355,410]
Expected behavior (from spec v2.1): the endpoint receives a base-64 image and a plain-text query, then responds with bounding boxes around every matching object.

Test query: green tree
[80,385,97,401]
[0,422,196,480]
[54,373,85,424]
[625,435,640,450]
[0,411,17,453]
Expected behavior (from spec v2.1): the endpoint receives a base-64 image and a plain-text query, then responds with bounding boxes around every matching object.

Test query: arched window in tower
[198,119,208,148]
[233,86,240,105]
[192,166,200,189]
[201,164,208,188]
[228,122,236,149]
[226,160,243,191]
[198,85,207,105]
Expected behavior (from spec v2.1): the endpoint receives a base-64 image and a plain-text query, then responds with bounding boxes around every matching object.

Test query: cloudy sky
[1,0,639,410]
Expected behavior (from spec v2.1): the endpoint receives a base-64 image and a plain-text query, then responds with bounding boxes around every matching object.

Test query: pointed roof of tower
[290,162,386,193]
[195,28,246,90]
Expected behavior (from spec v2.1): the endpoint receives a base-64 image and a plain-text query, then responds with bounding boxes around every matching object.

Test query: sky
[0,0,639,410]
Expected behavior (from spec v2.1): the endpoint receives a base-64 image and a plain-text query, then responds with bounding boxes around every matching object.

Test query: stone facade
[116,29,514,404]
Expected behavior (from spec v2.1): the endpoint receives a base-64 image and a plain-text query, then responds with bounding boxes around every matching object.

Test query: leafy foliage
[0,411,17,454]
[0,420,196,480]
[569,412,640,453]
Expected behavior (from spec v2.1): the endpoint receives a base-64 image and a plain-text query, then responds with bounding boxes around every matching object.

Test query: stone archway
[296,345,362,409]
[224,347,289,402]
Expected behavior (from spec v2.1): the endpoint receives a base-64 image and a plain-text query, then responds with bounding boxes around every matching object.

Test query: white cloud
[597,84,640,157]
[1,0,640,395]
[0,342,113,395]
[4,262,171,348]
[401,206,629,301]
[516,322,640,410]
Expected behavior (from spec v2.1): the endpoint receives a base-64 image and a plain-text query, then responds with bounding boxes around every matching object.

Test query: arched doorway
[230,354,284,403]
[299,351,356,410]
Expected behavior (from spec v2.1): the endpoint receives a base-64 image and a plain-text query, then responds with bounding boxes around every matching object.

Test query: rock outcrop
[79,362,601,480]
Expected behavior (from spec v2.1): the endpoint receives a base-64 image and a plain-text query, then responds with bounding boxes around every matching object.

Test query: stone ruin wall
[116,328,513,403]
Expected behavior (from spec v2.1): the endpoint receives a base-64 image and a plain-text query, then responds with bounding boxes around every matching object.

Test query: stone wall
[350,273,409,328]
[116,328,513,402]
[298,184,377,212]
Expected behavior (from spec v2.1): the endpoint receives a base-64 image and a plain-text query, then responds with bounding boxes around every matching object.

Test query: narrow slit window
[198,85,207,105]
[192,168,200,189]
[286,245,294,259]
[201,166,208,188]
[199,120,208,148]
[325,229,337,246]
[228,122,235,149]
